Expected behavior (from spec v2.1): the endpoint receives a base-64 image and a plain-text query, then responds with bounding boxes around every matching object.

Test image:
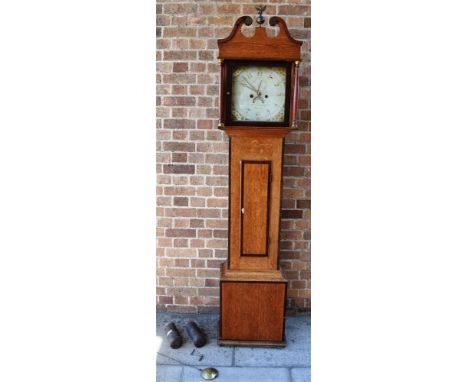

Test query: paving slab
[291,367,311,382]
[282,315,311,349]
[234,346,310,368]
[234,316,311,367]
[156,365,182,382]
[182,366,291,382]
[157,313,311,369]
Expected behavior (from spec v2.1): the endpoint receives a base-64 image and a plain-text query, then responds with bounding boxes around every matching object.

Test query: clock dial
[231,65,286,123]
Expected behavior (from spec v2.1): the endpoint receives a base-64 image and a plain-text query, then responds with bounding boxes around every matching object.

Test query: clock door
[240,161,271,257]
[228,134,282,271]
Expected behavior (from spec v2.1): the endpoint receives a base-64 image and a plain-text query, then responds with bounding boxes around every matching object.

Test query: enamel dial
[231,65,286,123]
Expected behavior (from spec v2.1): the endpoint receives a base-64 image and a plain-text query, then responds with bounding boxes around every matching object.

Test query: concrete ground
[156,312,311,382]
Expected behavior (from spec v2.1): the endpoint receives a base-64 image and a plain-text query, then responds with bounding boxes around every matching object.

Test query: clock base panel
[218,268,287,347]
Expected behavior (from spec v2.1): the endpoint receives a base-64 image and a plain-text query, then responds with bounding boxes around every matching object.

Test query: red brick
[190,259,206,268]
[206,85,218,96]
[190,219,204,228]
[164,27,197,38]
[278,5,310,15]
[297,199,311,209]
[163,142,195,152]
[190,176,204,185]
[156,15,170,26]
[212,166,228,175]
[162,96,196,106]
[197,209,220,218]
[284,143,306,154]
[189,131,205,140]
[173,197,188,206]
[197,97,213,107]
[198,51,215,61]
[190,239,205,248]
[166,228,196,238]
[206,108,218,118]
[163,165,195,174]
[284,166,305,177]
[163,119,195,130]
[189,85,205,95]
[197,120,214,129]
[164,3,197,14]
[172,153,187,163]
[213,187,228,197]
[158,296,173,305]
[205,219,227,229]
[205,279,219,287]
[196,187,212,197]
[171,62,188,73]
[171,38,190,49]
[197,288,218,297]
[174,239,188,247]
[190,197,205,207]
[206,154,228,164]
[198,27,215,38]
[166,208,197,217]
[208,16,233,25]
[207,199,228,208]
[163,50,197,61]
[171,108,187,118]
[189,63,206,72]
[163,73,197,85]
[197,230,213,239]
[196,165,211,175]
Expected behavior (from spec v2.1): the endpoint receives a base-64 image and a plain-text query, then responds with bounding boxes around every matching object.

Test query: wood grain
[218,17,302,61]
[220,281,286,342]
[220,262,285,282]
[229,135,283,271]
[241,161,270,256]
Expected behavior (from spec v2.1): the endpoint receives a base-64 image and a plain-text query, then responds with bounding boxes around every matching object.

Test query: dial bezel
[224,60,292,127]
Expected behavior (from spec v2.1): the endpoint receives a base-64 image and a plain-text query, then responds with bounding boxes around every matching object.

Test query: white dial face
[231,65,286,123]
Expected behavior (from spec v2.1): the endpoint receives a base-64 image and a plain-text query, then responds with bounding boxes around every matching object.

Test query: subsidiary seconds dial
[230,65,286,123]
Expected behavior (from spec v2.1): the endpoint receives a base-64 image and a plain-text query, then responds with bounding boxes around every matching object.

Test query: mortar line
[179,365,184,382]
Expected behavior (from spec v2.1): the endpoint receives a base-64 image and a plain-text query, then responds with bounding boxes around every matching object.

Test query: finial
[255,5,266,26]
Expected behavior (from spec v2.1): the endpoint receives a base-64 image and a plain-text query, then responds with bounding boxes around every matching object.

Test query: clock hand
[241,77,260,94]
[241,81,258,93]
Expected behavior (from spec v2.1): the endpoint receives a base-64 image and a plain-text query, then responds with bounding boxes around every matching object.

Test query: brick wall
[156,0,310,314]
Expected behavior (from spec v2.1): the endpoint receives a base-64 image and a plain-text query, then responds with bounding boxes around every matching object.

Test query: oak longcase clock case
[217,13,302,347]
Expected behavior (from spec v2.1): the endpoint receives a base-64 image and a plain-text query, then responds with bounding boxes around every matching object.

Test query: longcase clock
[217,9,302,347]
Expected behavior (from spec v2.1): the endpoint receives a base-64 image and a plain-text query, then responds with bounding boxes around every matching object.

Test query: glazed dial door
[231,65,286,123]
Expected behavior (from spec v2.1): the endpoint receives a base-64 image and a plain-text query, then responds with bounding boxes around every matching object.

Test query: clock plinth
[217,14,302,347]
[218,263,287,347]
